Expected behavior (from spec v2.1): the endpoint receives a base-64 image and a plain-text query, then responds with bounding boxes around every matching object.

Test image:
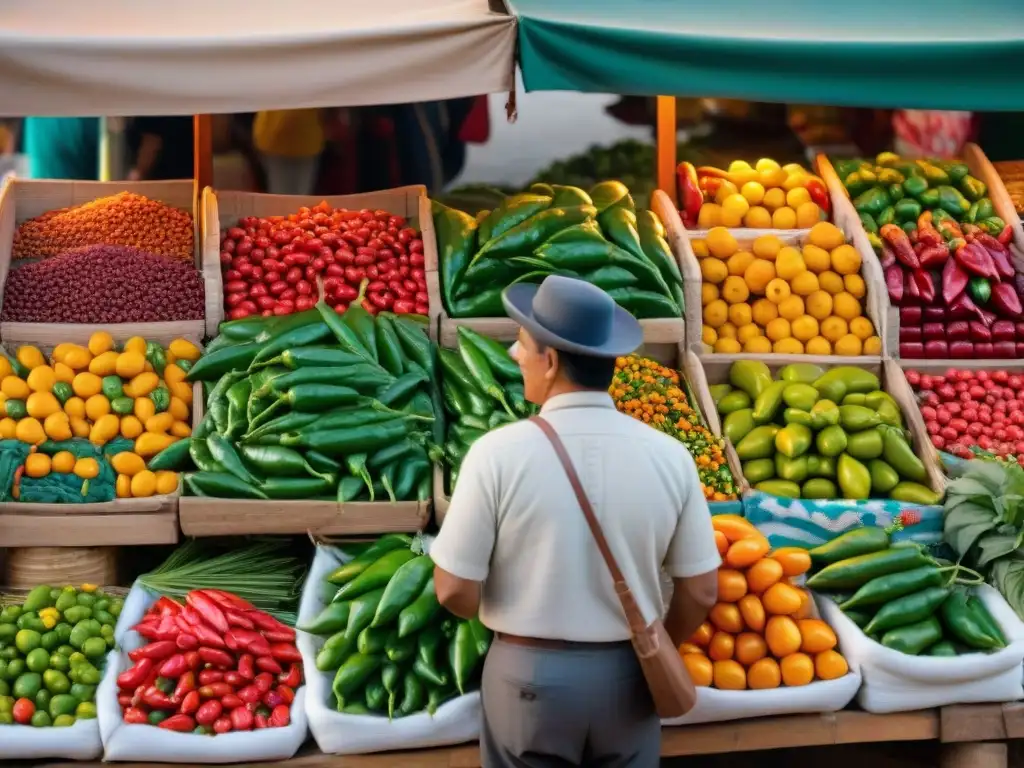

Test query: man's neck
[538,382,604,406]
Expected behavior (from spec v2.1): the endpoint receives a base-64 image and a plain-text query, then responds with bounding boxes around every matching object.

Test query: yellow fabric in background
[254,110,324,157]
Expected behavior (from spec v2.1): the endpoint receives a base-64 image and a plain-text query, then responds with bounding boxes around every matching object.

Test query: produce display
[713,361,938,503]
[905,367,1024,461]
[809,528,1006,656]
[433,181,684,319]
[878,211,1022,359]
[610,354,736,501]
[2,246,205,324]
[182,303,440,503]
[0,585,121,727]
[118,589,301,733]
[12,192,194,262]
[301,535,489,716]
[219,202,428,321]
[679,515,849,690]
[0,335,200,502]
[439,328,534,495]
[696,224,880,355]
[677,158,831,230]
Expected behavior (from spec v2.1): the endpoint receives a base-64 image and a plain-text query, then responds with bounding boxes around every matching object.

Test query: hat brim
[502,283,643,357]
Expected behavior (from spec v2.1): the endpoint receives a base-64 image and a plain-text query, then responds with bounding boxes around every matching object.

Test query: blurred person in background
[253,109,325,195]
[20,117,100,180]
[127,116,194,180]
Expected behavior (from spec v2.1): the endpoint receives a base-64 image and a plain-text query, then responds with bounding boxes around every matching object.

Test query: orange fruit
[814,650,849,681]
[692,240,709,258]
[765,317,791,342]
[703,299,729,329]
[786,187,811,208]
[747,658,782,689]
[752,235,783,260]
[701,283,720,306]
[725,535,770,568]
[697,204,724,229]
[834,334,863,357]
[745,557,784,593]
[714,529,729,556]
[751,297,779,326]
[702,326,718,346]
[765,278,791,304]
[818,270,845,294]
[701,257,729,285]
[710,603,745,634]
[744,259,776,294]
[833,291,862,320]
[679,643,704,655]
[830,244,861,276]
[791,315,820,343]
[714,180,740,205]
[775,247,806,280]
[708,631,736,662]
[820,316,849,343]
[741,181,766,205]
[722,193,751,220]
[727,250,756,277]
[718,322,738,340]
[772,207,797,229]
[706,227,738,259]
[777,295,805,321]
[734,632,768,666]
[844,273,867,298]
[738,594,766,633]
[798,619,838,653]
[715,338,742,354]
[744,206,773,228]
[712,515,759,542]
[729,301,753,328]
[763,188,787,211]
[717,568,748,603]
[770,547,812,577]
[689,621,714,648]
[780,652,815,686]
[713,659,747,690]
[682,653,714,687]
[805,290,833,320]
[849,316,874,340]
[863,336,882,355]
[763,582,805,615]
[790,271,820,297]
[792,589,814,620]
[722,276,750,304]
[805,336,831,355]
[765,616,802,658]
[773,338,804,354]
[808,221,845,250]
[744,336,773,353]
[802,244,831,273]
[795,201,823,228]
[738,323,762,344]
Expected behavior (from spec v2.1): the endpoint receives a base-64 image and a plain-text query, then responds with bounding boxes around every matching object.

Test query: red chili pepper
[224,671,246,688]
[198,670,224,685]
[213,717,233,734]
[118,658,154,691]
[988,247,1016,280]
[268,643,302,664]
[224,631,241,652]
[255,713,269,729]
[181,606,202,627]
[237,654,255,681]
[260,628,296,644]
[997,225,1014,246]
[173,671,196,702]
[142,687,177,710]
[230,629,271,656]
[154,596,183,616]
[263,689,284,709]
[192,623,227,650]
[195,700,223,726]
[992,283,1024,318]
[159,714,196,732]
[955,241,999,279]
[804,177,831,215]
[269,704,291,728]
[199,682,233,699]
[911,270,936,304]
[237,684,262,704]
[916,227,944,249]
[130,667,161,708]
[186,651,202,671]
[225,610,255,630]
[198,647,235,668]
[173,616,194,636]
[275,685,296,705]
[278,664,302,689]
[175,633,199,652]
[230,706,254,731]
[118,693,132,709]
[179,689,201,715]
[123,707,148,725]
[158,653,189,679]
[221,693,244,710]
[135,641,177,661]
[881,224,920,269]
[255,656,283,675]
[132,621,161,641]
[186,591,229,634]
[153,615,179,642]
[942,258,969,305]
[975,231,1008,254]
[916,244,948,270]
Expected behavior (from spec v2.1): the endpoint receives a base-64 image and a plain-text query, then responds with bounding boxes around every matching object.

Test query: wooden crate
[697,355,946,498]
[203,185,439,340]
[0,178,203,345]
[817,148,1024,362]
[435,190,686,350]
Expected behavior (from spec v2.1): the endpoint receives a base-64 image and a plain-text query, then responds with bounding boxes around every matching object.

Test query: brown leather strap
[530,416,648,635]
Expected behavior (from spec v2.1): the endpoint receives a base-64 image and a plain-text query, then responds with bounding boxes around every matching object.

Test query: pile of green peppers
[434,180,684,320]
[301,534,489,717]
[0,438,121,503]
[808,529,1007,656]
[175,302,444,503]
[835,153,1006,253]
[440,327,535,494]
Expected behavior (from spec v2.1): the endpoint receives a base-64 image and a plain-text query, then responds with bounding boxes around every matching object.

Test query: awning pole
[656,96,677,205]
[193,114,213,203]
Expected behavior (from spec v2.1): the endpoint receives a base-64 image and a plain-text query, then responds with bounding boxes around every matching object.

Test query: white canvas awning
[0,0,516,116]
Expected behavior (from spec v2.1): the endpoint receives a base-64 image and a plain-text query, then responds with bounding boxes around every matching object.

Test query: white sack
[0,703,103,760]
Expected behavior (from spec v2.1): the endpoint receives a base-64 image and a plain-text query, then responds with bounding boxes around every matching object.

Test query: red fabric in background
[459,96,490,144]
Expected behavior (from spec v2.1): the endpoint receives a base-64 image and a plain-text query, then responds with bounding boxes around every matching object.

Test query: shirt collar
[540,391,616,413]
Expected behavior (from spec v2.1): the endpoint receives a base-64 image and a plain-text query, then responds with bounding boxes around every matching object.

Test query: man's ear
[544,347,559,382]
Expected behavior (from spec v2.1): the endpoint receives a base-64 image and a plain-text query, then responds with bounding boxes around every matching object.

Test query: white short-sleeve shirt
[430,391,721,642]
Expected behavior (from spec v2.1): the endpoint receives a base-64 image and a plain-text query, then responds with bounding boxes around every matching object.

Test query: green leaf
[991,558,1024,621]
[962,461,1012,494]
[947,476,1000,500]
[976,532,1018,568]
[944,500,999,559]
[1003,494,1024,528]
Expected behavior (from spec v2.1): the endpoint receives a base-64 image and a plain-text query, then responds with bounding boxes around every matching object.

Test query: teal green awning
[508,0,1024,110]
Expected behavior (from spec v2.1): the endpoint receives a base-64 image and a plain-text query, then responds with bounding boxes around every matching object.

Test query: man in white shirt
[430,276,720,768]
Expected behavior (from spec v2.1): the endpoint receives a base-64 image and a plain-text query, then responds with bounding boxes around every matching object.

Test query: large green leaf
[944,500,998,559]
[991,557,1024,621]
[976,532,1019,568]
[946,476,1000,500]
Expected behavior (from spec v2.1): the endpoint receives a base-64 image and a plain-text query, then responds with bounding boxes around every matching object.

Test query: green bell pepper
[915,160,950,186]
[902,176,929,200]
[859,213,878,235]
[958,175,987,202]
[937,186,971,218]
[876,206,896,227]
[894,198,922,223]
[852,188,891,218]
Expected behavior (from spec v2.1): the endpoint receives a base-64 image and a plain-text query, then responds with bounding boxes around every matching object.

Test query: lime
[54,590,77,614]
[54,624,73,644]
[25,648,50,673]
[40,631,60,652]
[0,647,17,661]
[68,652,87,667]
[49,693,78,719]
[0,624,16,644]
[93,610,114,626]
[34,689,51,712]
[53,713,76,727]
[5,659,25,680]
[56,644,75,657]
[14,628,42,654]
[81,636,107,659]
[43,669,70,695]
[75,701,97,719]
[30,710,51,728]
[1,605,22,621]
[49,653,70,673]
[70,683,96,702]
[0,680,8,697]
[0,695,13,714]
[12,672,42,699]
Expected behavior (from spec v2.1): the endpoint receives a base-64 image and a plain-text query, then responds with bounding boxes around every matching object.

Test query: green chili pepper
[412,657,448,688]
[876,206,896,227]
[385,631,417,664]
[372,555,434,628]
[257,347,365,372]
[863,586,950,635]
[335,550,418,602]
[433,201,480,313]
[241,410,319,443]
[189,438,225,473]
[450,621,480,695]
[147,438,194,472]
[606,288,679,318]
[396,670,426,716]
[315,299,374,363]
[357,626,390,656]
[457,327,520,382]
[467,617,492,656]
[344,454,373,500]
[967,595,1006,646]
[186,342,261,382]
[894,198,922,223]
[342,306,378,363]
[281,419,411,456]
[363,672,388,713]
[887,183,904,202]
[478,193,554,245]
[218,308,315,342]
[840,565,945,610]
[343,587,387,640]
[332,652,382,704]
[316,630,354,672]
[144,341,167,375]
[391,317,436,378]
[805,545,933,591]
[185,471,268,499]
[366,440,420,471]
[261,475,335,499]
[374,314,407,377]
[880,616,942,655]
[326,534,411,585]
[936,185,971,218]
[237,444,326,479]
[313,407,417,432]
[395,457,430,501]
[306,449,342,475]
[251,384,364,431]
[919,188,940,209]
[858,213,878,235]
[852,188,891,218]
[338,475,367,504]
[299,601,351,636]
[149,385,170,414]
[472,205,596,263]
[376,370,428,408]
[928,640,958,657]
[940,590,1002,650]
[450,288,505,318]
[974,198,995,221]
[206,434,260,485]
[417,624,444,665]
[249,322,333,369]
[458,339,514,415]
[224,378,252,440]
[398,578,441,638]
[902,176,929,200]
[842,609,872,628]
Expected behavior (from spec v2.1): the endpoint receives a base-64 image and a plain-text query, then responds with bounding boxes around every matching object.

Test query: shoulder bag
[530,416,697,719]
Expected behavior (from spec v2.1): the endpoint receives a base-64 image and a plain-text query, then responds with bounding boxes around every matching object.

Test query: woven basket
[3,546,117,589]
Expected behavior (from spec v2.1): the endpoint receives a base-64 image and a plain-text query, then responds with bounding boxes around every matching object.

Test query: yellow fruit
[843,273,866,298]
[745,259,779,295]
[721,208,745,228]
[797,201,823,228]
[164,364,187,386]
[849,316,875,340]
[128,470,157,498]
[1,377,30,400]
[43,413,71,443]
[727,250,755,277]
[705,227,738,259]
[115,351,146,379]
[777,295,805,321]
[135,432,178,458]
[831,244,861,276]
[126,372,160,398]
[88,351,120,377]
[722,193,750,218]
[714,338,742,354]
[785,187,811,208]
[781,653,815,687]
[744,336,773,353]
[701,283,720,306]
[748,658,782,690]
[728,302,753,327]
[120,415,144,439]
[782,163,806,175]
[124,336,147,355]
[701,258,729,285]
[759,167,787,188]
[155,470,180,495]
[0,358,10,380]
[692,240,709,258]
[146,413,175,434]
[782,171,808,191]
[713,659,747,690]
[773,338,805,354]
[815,650,849,681]
[0,418,15,439]
[765,616,803,657]
[765,317,792,342]
[169,339,201,362]
[833,291,862,320]
[170,421,191,439]
[134,397,157,422]
[819,270,845,294]
[26,366,56,393]
[703,300,729,329]
[802,244,831,273]
[722,276,750,304]
[718,322,738,340]
[51,343,75,365]
[169,380,192,407]
[70,416,90,439]
[25,453,51,479]
[737,323,762,344]
[116,474,132,499]
[863,336,882,355]
[168,397,190,422]
[112,452,147,477]
[805,336,831,355]
[755,157,781,172]
[15,417,45,445]
[697,203,724,229]
[681,653,713,687]
[790,271,820,297]
[751,298,779,326]
[752,235,783,260]
[85,395,110,421]
[821,316,849,343]
[714,180,740,205]
[26,391,61,419]
[51,450,75,474]
[765,278,791,304]
[53,363,75,384]
[89,414,120,445]
[87,331,115,356]
[791,315,820,342]
[763,188,787,211]
[72,372,102,398]
[62,346,93,371]
[775,247,806,280]
[834,334,864,357]
[772,207,797,229]
[740,181,765,205]
[744,206,773,228]
[63,396,86,419]
[16,346,46,371]
[808,221,845,250]
[702,325,718,345]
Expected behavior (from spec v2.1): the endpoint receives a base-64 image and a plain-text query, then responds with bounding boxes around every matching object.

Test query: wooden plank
[941,704,1007,744]
[1002,701,1024,739]
[0,510,178,547]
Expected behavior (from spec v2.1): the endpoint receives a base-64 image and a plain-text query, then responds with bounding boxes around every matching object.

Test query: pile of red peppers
[117,590,303,735]
[882,211,1024,358]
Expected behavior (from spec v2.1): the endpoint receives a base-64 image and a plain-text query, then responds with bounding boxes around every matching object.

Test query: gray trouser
[481,638,661,768]
[260,153,319,196]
